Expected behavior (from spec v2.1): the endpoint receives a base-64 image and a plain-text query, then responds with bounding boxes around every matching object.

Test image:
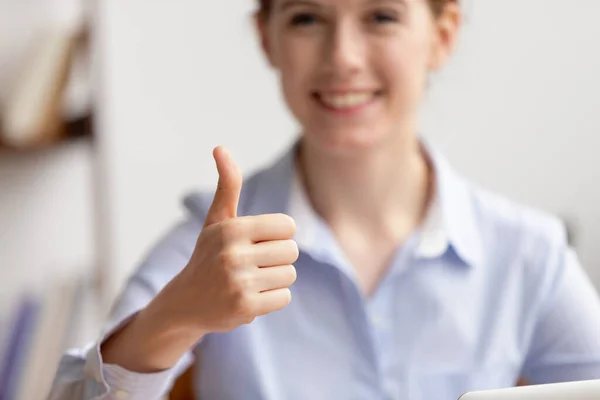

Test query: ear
[428,3,461,71]
[254,12,277,68]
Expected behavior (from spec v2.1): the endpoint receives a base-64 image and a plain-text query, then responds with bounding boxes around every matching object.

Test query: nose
[322,20,365,79]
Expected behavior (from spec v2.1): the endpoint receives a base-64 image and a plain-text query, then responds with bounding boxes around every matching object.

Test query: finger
[255,288,292,316]
[204,146,243,227]
[250,240,299,267]
[233,213,296,243]
[255,265,297,292]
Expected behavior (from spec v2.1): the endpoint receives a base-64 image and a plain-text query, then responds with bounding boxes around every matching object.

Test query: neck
[296,133,433,242]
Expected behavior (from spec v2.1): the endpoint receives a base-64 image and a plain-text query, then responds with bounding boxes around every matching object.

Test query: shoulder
[457,179,574,326]
[462,179,569,289]
[467,181,568,257]
[471,181,565,242]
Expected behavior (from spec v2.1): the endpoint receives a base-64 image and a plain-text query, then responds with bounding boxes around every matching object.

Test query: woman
[50,0,600,399]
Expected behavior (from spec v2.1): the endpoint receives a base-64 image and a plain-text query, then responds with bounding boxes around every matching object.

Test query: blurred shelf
[0,113,93,155]
[0,25,91,156]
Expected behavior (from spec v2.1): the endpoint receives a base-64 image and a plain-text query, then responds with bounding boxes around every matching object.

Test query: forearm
[101,284,203,373]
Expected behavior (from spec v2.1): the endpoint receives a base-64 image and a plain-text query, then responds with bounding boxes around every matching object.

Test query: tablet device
[459,379,600,400]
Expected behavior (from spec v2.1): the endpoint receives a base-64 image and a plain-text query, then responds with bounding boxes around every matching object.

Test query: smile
[317,91,375,110]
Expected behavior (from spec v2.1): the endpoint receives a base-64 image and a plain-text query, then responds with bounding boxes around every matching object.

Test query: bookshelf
[0,22,89,149]
[0,113,93,153]
[0,18,103,399]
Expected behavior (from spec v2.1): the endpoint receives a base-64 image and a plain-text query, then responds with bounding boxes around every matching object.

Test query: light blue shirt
[50,142,600,400]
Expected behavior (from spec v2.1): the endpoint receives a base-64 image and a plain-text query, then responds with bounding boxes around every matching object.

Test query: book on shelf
[0,28,80,150]
[0,277,87,400]
[0,294,39,400]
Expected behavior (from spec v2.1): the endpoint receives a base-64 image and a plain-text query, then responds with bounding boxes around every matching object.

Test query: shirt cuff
[83,312,177,399]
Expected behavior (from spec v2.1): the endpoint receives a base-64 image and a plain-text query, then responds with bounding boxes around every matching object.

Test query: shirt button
[114,389,129,399]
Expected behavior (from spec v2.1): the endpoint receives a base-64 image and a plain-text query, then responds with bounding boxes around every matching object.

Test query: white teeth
[320,93,373,109]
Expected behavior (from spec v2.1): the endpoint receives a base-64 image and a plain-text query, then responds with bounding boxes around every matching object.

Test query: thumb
[204,146,242,227]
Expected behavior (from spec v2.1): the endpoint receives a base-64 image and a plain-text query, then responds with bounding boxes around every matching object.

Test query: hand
[101,147,298,373]
[167,146,299,335]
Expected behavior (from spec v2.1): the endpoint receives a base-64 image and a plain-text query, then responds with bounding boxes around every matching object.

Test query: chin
[302,125,389,155]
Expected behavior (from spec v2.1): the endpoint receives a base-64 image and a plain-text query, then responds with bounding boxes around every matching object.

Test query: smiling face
[257,0,460,153]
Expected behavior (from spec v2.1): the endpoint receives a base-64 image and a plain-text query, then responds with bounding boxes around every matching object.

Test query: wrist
[100,285,205,373]
[139,286,206,349]
[107,306,199,373]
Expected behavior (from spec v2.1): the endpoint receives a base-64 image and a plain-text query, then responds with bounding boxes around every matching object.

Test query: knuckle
[233,292,255,318]
[220,245,252,269]
[219,219,243,242]
[232,270,254,291]
[219,248,241,269]
[215,181,226,193]
[227,280,244,301]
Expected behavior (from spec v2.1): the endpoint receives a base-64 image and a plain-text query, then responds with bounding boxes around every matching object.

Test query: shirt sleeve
[521,244,600,384]
[48,218,202,400]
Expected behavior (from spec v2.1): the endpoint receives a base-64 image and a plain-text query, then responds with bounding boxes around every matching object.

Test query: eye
[370,10,400,24]
[290,12,320,27]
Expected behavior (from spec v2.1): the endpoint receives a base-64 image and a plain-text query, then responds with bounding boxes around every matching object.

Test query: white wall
[0,140,96,315]
[96,0,600,299]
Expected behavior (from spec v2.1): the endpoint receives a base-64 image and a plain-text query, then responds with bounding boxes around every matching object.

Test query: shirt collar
[194,138,483,268]
[422,140,484,267]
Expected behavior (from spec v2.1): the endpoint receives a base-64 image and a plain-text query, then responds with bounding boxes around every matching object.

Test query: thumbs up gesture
[99,147,299,373]
[178,147,299,335]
